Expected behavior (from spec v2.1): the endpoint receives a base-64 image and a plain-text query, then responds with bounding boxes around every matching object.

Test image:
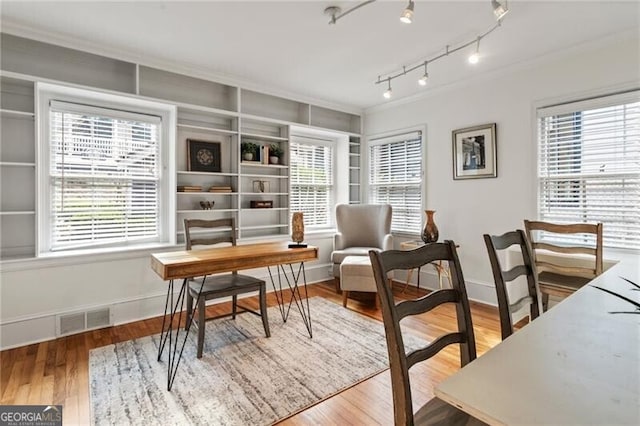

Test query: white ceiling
[1,1,638,111]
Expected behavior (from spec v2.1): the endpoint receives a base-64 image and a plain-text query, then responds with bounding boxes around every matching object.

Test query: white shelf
[241,224,288,231]
[177,123,237,135]
[240,162,288,169]
[177,171,237,177]
[0,211,35,216]
[240,192,289,196]
[241,173,288,179]
[241,132,288,142]
[0,162,36,167]
[176,209,238,214]
[241,207,288,212]
[177,192,237,196]
[172,101,239,118]
[0,109,35,118]
[238,234,289,243]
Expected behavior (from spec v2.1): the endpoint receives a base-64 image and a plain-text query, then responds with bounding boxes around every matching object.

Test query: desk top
[151,242,318,280]
[435,258,640,425]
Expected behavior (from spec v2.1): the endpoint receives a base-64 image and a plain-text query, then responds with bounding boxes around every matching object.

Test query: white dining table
[435,257,640,425]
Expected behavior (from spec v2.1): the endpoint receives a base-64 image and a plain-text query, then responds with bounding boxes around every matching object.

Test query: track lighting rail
[375,20,503,87]
[325,1,377,25]
[323,0,510,98]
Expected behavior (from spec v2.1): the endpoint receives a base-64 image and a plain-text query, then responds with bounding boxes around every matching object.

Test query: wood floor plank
[40,375,55,405]
[1,357,24,404]
[0,280,503,424]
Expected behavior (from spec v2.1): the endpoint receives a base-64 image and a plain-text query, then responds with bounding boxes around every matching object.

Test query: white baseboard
[0,264,331,350]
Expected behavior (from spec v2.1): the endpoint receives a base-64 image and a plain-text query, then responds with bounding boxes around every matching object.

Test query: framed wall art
[187,139,221,173]
[452,123,497,180]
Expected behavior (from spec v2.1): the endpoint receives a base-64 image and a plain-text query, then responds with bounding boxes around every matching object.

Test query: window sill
[0,242,182,272]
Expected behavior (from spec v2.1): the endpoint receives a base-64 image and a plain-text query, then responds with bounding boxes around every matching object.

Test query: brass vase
[291,212,304,243]
[421,210,439,243]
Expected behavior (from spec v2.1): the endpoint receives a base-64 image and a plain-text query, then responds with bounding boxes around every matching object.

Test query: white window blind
[537,91,640,250]
[369,131,422,233]
[48,101,162,250]
[290,138,334,228]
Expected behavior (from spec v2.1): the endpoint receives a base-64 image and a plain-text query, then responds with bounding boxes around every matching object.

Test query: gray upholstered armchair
[331,204,393,289]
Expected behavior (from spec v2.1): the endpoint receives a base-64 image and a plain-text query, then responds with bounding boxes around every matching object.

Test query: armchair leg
[342,291,349,308]
[335,277,341,294]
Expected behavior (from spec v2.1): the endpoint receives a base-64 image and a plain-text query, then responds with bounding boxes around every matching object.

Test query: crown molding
[0,20,363,116]
[364,28,639,114]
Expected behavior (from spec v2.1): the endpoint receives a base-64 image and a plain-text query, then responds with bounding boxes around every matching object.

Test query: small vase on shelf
[421,210,439,244]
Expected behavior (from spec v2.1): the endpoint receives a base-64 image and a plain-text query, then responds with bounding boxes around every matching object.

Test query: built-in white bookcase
[349,136,361,204]
[1,76,36,259]
[0,32,362,260]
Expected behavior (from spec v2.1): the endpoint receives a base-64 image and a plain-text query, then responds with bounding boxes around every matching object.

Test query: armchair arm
[381,233,394,251]
[334,232,347,251]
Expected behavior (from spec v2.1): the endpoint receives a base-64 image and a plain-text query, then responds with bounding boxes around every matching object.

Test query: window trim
[534,89,640,251]
[365,126,425,235]
[36,82,177,256]
[289,131,339,230]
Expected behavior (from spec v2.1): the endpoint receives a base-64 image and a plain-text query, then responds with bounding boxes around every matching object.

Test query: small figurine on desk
[289,212,307,248]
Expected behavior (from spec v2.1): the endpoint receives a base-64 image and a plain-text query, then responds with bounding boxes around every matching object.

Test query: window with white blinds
[289,137,334,228]
[369,131,422,233]
[537,91,640,250]
[47,100,162,251]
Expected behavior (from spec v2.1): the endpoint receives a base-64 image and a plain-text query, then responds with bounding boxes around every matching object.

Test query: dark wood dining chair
[369,241,485,426]
[484,230,541,340]
[524,220,603,311]
[184,218,270,358]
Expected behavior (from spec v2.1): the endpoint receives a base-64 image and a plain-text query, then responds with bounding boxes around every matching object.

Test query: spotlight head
[468,52,480,64]
[324,6,342,24]
[400,1,414,24]
[383,88,393,99]
[418,73,428,86]
[492,0,509,21]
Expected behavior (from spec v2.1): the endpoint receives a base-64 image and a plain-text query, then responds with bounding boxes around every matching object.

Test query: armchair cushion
[332,247,382,265]
[332,204,392,278]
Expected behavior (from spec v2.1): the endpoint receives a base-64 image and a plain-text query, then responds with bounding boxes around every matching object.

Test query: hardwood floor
[0,281,503,425]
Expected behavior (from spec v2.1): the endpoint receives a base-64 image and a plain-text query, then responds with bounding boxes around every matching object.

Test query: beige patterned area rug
[89,297,420,425]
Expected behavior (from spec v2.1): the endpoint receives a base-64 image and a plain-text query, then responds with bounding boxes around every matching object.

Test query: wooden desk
[151,242,318,390]
[151,242,317,280]
[435,258,640,425]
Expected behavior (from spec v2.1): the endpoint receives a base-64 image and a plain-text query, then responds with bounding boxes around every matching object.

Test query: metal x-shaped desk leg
[268,262,312,338]
[157,278,203,391]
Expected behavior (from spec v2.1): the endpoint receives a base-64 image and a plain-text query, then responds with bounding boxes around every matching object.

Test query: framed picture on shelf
[187,139,221,173]
[452,123,497,180]
[252,180,270,193]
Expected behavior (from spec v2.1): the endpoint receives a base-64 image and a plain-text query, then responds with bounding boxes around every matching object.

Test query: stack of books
[177,185,202,192]
[209,186,233,193]
[261,145,270,165]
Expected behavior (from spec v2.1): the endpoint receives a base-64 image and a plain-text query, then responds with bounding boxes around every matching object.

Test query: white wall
[365,34,640,304]
[0,235,333,349]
